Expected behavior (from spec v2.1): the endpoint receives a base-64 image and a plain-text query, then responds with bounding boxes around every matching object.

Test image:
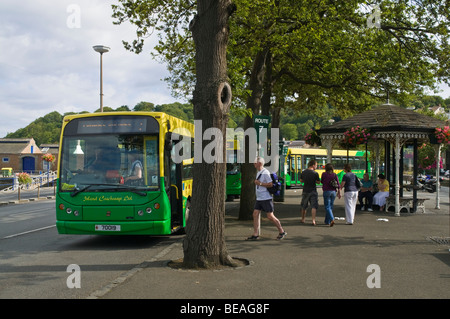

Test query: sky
[0,0,180,138]
[0,1,449,139]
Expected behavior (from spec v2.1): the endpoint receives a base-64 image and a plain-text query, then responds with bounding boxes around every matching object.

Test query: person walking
[321,163,341,227]
[300,159,320,225]
[247,157,287,240]
[340,164,359,225]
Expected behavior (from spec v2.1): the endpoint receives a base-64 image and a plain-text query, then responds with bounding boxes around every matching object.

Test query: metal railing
[0,171,57,201]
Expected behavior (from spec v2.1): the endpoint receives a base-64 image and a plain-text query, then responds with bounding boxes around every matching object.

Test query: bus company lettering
[82,195,133,203]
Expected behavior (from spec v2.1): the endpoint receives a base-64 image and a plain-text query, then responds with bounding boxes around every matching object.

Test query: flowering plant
[418,143,442,170]
[434,126,450,144]
[305,130,321,146]
[342,126,371,147]
[18,172,32,185]
[42,153,55,162]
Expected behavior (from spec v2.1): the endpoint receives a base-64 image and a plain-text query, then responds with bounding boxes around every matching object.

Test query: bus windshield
[59,134,159,193]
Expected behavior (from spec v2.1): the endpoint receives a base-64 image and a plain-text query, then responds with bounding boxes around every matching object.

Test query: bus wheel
[226,195,234,202]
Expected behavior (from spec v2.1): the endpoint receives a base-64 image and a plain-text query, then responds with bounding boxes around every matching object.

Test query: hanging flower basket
[433,126,450,144]
[305,130,321,146]
[418,143,442,170]
[42,153,55,162]
[342,126,372,148]
[17,172,32,185]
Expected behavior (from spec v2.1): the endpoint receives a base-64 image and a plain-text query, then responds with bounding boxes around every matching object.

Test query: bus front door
[295,155,302,186]
[165,133,184,231]
[169,161,183,229]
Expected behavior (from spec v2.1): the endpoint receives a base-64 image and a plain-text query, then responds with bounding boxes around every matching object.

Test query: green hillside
[4,102,195,146]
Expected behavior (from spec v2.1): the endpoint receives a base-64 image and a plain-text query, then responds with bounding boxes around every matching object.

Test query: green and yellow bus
[56,112,194,235]
[284,148,369,187]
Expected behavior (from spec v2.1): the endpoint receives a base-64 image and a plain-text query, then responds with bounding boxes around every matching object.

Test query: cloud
[0,0,178,138]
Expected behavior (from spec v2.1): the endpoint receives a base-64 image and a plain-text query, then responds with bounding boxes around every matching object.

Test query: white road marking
[3,225,56,239]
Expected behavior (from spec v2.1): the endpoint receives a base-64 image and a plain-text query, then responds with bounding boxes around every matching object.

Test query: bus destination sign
[77,118,147,134]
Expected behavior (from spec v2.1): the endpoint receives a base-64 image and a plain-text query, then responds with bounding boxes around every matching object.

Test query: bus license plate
[95,225,121,231]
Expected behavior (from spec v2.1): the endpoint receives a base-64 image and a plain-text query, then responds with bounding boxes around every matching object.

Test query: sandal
[277,232,287,240]
[246,235,259,241]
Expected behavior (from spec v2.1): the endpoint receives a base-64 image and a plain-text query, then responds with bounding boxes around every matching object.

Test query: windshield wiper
[70,185,92,197]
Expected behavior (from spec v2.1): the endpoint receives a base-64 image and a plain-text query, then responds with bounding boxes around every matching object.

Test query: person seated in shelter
[358,173,373,211]
[373,174,389,211]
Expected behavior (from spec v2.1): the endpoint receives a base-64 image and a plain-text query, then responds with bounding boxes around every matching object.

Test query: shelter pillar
[394,135,401,216]
[373,141,381,180]
[323,139,333,164]
[413,139,418,212]
[434,144,441,209]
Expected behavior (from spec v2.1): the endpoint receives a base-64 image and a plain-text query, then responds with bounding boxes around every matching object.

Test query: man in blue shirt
[358,173,373,211]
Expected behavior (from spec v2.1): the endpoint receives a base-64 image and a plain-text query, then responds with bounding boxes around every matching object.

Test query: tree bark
[182,0,235,268]
[238,49,268,220]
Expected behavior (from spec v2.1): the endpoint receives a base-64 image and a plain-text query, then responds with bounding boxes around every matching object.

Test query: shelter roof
[318,103,447,134]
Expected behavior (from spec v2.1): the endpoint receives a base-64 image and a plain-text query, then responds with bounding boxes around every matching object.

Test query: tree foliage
[5,111,64,146]
[112,0,449,116]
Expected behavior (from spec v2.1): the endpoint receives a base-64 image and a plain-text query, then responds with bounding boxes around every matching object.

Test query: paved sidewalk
[100,188,449,300]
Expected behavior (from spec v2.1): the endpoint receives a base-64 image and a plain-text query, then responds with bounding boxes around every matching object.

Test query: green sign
[253,115,271,144]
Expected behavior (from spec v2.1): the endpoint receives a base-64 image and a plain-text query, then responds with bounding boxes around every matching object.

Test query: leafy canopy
[112,0,449,118]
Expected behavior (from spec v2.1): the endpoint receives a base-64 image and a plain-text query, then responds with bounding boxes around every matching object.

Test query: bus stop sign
[253,115,271,144]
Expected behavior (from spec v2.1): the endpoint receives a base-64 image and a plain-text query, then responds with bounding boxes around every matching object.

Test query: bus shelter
[317,103,448,216]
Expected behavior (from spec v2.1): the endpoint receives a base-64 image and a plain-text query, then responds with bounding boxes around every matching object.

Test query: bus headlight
[146,207,152,214]
[66,208,72,214]
[137,210,144,216]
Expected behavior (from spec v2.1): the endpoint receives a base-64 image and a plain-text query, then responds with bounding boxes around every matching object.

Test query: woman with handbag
[321,163,341,227]
[340,164,359,225]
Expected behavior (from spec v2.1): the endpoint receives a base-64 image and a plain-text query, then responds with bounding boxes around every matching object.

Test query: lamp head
[93,45,110,54]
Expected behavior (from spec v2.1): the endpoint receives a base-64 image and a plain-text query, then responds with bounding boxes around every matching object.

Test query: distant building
[0,138,58,173]
[428,105,446,116]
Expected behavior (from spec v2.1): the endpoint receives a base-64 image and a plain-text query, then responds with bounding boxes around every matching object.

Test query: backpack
[257,170,282,196]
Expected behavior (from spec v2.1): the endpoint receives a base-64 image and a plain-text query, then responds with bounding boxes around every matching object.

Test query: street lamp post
[93,45,110,112]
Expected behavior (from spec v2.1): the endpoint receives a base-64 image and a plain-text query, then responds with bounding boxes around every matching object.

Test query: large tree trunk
[238,49,268,220]
[182,0,235,268]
